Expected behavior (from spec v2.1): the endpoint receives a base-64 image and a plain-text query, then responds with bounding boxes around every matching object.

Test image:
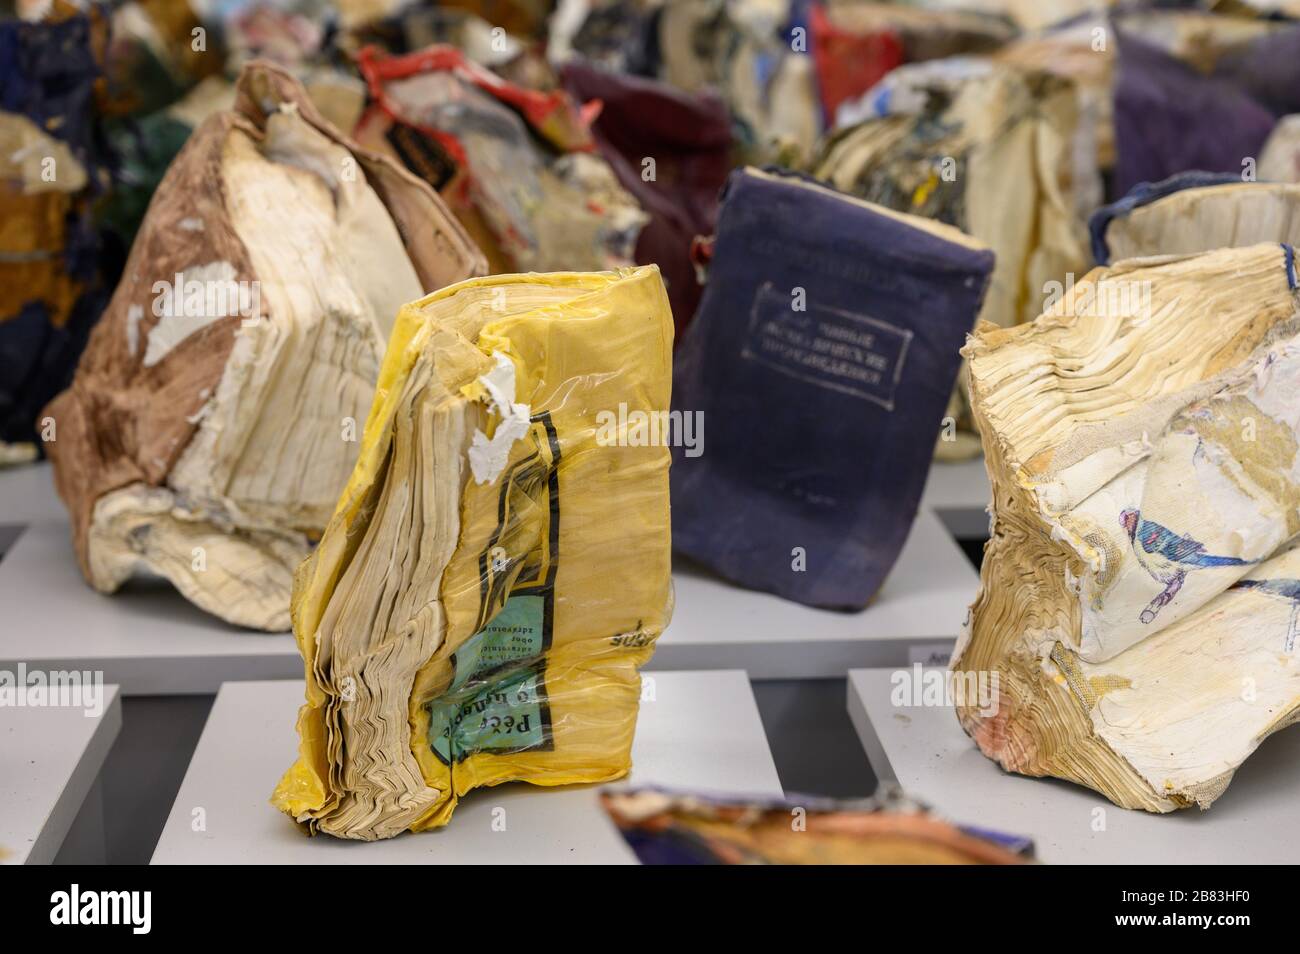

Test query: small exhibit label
[908,643,953,667]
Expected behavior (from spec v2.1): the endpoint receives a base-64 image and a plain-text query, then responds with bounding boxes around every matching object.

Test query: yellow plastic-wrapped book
[272,266,674,840]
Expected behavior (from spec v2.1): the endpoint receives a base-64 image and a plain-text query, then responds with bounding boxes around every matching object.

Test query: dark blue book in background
[671,167,994,610]
[0,12,113,450]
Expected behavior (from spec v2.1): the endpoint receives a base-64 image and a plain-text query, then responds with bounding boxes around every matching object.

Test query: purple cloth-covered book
[671,167,994,609]
[1111,31,1274,200]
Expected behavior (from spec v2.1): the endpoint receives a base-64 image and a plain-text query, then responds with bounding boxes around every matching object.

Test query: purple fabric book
[671,167,994,609]
[1112,31,1274,200]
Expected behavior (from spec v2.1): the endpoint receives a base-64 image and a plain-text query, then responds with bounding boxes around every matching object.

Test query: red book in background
[563,61,734,341]
[809,2,903,128]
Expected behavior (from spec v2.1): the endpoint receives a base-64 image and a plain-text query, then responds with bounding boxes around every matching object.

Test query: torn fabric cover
[671,167,993,610]
[272,266,674,840]
[808,3,904,130]
[354,44,647,274]
[42,60,486,632]
[561,60,733,339]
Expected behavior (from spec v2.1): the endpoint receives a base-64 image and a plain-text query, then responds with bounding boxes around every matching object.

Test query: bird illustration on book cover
[1119,508,1254,624]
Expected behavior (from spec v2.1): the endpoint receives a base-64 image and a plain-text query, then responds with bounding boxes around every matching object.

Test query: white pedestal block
[1,683,120,864]
[0,523,300,695]
[152,670,782,864]
[847,667,1300,864]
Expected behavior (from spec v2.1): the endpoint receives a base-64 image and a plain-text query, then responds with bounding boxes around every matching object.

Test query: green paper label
[426,415,562,766]
[448,594,546,692]
[428,656,549,765]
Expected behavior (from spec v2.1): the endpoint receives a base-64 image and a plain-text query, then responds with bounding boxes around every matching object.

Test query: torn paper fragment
[468,351,532,484]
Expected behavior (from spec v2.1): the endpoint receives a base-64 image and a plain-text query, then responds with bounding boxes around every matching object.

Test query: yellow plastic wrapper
[272,265,674,840]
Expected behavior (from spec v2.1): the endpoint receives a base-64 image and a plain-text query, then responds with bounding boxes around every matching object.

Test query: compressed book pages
[814,59,1093,333]
[601,787,1032,864]
[43,62,485,631]
[993,15,1114,195]
[672,167,993,609]
[1091,176,1300,265]
[273,266,673,840]
[1260,115,1300,184]
[652,1,821,165]
[958,0,1110,33]
[954,242,1300,811]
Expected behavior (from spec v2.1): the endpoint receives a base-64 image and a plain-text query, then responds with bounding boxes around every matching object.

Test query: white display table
[0,461,66,525]
[0,523,300,694]
[152,670,782,863]
[1,684,121,864]
[4,513,976,691]
[847,667,1300,864]
[655,510,977,678]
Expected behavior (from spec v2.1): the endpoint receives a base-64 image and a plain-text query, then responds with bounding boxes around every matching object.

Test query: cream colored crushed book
[1095,180,1300,264]
[43,62,485,631]
[954,242,1300,811]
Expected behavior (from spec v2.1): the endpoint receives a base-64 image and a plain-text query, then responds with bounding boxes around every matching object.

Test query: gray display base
[1,684,121,864]
[152,671,782,863]
[920,458,991,510]
[847,668,1300,864]
[0,462,65,525]
[921,458,991,540]
[0,523,300,694]
[654,510,976,678]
